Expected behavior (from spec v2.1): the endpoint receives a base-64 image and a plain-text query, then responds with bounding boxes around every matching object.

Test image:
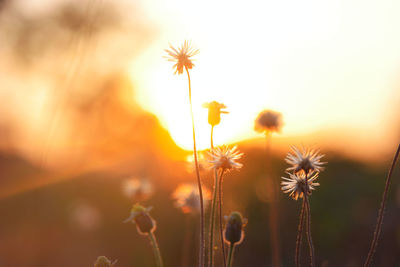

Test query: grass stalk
[295,199,306,267]
[218,170,227,267]
[303,193,315,267]
[185,66,205,267]
[363,143,400,267]
[227,243,235,267]
[148,231,164,267]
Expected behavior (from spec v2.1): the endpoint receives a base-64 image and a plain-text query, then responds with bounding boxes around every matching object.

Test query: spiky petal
[208,146,243,172]
[281,171,320,200]
[165,40,199,74]
[285,146,326,175]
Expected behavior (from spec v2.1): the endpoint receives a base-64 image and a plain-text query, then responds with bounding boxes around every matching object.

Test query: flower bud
[202,101,228,126]
[94,256,117,267]
[124,204,156,235]
[224,211,247,245]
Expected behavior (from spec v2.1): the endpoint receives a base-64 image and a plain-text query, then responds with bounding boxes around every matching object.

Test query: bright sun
[129,0,400,153]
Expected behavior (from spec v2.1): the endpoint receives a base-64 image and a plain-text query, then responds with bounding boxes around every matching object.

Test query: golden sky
[130,0,400,153]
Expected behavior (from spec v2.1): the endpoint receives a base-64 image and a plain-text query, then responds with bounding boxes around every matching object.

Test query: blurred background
[0,0,399,266]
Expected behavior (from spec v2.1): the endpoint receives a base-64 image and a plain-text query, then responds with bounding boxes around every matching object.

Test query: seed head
[208,146,243,172]
[124,204,156,235]
[254,109,283,134]
[94,256,117,267]
[165,41,199,74]
[172,183,211,214]
[285,146,326,175]
[202,101,228,126]
[122,178,153,201]
[223,211,247,245]
[281,171,320,200]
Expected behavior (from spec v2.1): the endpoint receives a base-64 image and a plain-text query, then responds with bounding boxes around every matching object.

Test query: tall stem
[148,232,164,267]
[265,133,281,267]
[303,194,315,267]
[208,169,219,267]
[295,198,306,267]
[364,143,400,267]
[227,243,235,267]
[185,67,205,267]
[218,170,227,267]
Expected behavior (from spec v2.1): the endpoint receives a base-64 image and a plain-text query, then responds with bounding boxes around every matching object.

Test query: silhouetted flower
[281,171,320,200]
[172,183,211,214]
[202,101,228,126]
[254,109,283,134]
[122,178,153,201]
[124,204,156,235]
[208,146,243,172]
[94,256,117,267]
[223,212,247,245]
[285,146,326,175]
[165,41,199,74]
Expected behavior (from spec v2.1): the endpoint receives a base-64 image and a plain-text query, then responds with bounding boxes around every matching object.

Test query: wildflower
[285,146,326,175]
[202,101,228,126]
[124,204,156,235]
[208,146,243,172]
[172,183,211,214]
[165,41,199,74]
[281,171,320,200]
[254,109,283,134]
[94,256,117,267]
[223,212,247,245]
[122,178,153,201]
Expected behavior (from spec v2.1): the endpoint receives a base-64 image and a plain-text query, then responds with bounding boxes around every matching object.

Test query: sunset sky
[130,0,400,152]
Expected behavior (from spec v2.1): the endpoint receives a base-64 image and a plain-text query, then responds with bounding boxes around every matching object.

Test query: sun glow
[130,0,400,153]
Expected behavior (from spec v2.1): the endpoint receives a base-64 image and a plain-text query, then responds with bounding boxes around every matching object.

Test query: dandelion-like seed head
[202,101,229,126]
[223,211,247,245]
[165,40,199,74]
[254,109,283,134]
[124,203,156,235]
[285,146,326,175]
[122,178,153,201]
[281,171,320,200]
[172,183,211,214]
[208,146,243,172]
[94,256,117,267]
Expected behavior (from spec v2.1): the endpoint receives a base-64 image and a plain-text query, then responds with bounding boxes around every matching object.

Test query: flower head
[165,41,199,74]
[223,211,247,245]
[254,109,283,134]
[285,146,326,175]
[281,171,320,200]
[172,183,211,214]
[122,178,153,201]
[94,256,117,267]
[202,101,228,126]
[208,146,243,172]
[124,204,156,235]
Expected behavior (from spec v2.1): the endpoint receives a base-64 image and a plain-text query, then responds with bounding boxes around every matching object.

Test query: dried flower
[172,183,211,214]
[223,212,247,245]
[124,204,156,235]
[281,171,320,200]
[254,109,283,134]
[122,178,153,201]
[202,101,228,126]
[94,256,117,267]
[165,41,199,74]
[285,146,326,175]
[208,146,243,172]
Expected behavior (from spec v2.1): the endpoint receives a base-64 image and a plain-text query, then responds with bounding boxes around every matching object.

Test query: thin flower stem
[209,125,218,267]
[185,67,205,267]
[227,243,235,267]
[364,143,400,267]
[148,231,164,267]
[218,170,227,267]
[303,194,315,267]
[295,199,306,267]
[208,169,219,267]
[265,133,281,267]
